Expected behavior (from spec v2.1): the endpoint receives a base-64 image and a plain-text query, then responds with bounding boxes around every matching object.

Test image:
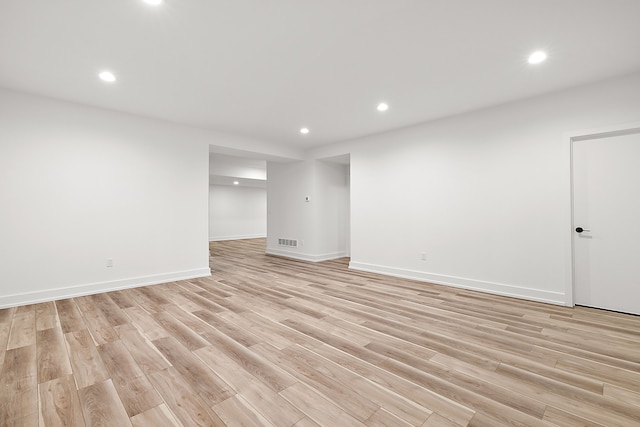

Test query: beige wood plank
[115,323,171,375]
[106,290,136,310]
[122,306,169,341]
[195,345,306,426]
[89,293,130,327]
[37,327,72,383]
[78,379,132,427]
[200,324,297,393]
[147,367,226,426]
[35,301,60,331]
[421,412,466,427]
[0,344,38,426]
[0,314,11,367]
[64,329,110,389]
[38,374,85,427]
[98,340,163,417]
[152,336,234,405]
[130,404,182,427]
[293,417,321,427]
[213,395,274,427]
[73,296,119,345]
[55,299,86,334]
[0,306,16,324]
[280,382,367,427]
[365,408,413,427]
[153,310,209,351]
[7,310,36,349]
[603,383,640,408]
[542,406,607,427]
[253,342,380,422]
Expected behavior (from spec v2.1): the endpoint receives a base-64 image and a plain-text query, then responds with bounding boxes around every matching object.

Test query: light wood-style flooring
[1,238,639,426]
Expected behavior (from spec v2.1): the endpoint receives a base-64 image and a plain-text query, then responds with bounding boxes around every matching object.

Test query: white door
[572,130,640,315]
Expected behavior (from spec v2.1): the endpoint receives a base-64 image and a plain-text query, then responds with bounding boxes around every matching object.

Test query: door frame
[566,121,640,307]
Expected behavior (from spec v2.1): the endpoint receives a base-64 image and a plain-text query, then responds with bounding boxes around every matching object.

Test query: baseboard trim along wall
[209,234,266,242]
[349,261,565,306]
[0,268,212,309]
[266,248,347,263]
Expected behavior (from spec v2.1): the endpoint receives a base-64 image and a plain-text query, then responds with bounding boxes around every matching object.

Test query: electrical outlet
[420,252,426,261]
[106,258,114,267]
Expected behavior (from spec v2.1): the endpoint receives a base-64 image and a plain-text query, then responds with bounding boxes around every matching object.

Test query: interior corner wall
[266,160,349,262]
[209,185,266,241]
[346,72,640,305]
[0,89,211,308]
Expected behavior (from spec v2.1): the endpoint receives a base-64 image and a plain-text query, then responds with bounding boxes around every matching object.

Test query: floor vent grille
[278,238,298,247]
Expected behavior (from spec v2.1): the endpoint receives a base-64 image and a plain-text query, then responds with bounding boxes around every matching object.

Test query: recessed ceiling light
[98,71,116,83]
[377,102,389,112]
[300,127,310,135]
[142,0,163,5]
[528,51,547,65]
[233,181,239,185]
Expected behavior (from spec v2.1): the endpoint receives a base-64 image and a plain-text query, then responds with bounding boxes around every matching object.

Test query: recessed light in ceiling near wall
[528,51,547,64]
[377,102,389,112]
[233,181,239,185]
[142,0,163,5]
[300,127,310,135]
[98,71,116,83]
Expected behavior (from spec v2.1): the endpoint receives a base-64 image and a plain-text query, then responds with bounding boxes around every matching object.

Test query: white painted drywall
[0,89,215,307]
[210,154,267,180]
[345,72,640,305]
[266,159,349,261]
[209,185,266,241]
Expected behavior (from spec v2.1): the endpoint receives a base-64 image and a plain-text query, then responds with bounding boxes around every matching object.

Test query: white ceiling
[2,0,639,149]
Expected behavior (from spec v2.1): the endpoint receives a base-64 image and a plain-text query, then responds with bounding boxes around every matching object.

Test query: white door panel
[573,131,640,315]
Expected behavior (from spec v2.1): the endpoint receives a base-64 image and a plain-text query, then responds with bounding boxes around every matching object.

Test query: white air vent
[278,238,298,247]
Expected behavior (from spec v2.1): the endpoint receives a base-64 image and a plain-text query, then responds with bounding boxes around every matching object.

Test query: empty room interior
[1,1,640,426]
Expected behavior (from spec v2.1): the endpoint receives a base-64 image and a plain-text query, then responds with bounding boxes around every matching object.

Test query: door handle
[575,227,591,233]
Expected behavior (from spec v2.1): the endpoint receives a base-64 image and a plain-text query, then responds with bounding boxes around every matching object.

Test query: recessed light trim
[528,50,547,65]
[98,71,116,83]
[300,127,310,135]
[377,102,389,112]
[142,0,163,5]
[233,181,239,185]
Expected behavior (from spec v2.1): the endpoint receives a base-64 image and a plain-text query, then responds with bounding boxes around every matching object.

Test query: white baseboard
[266,248,348,263]
[348,261,564,306]
[0,268,212,309]
[209,234,266,242]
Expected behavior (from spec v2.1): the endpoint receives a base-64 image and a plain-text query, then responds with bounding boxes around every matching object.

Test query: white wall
[209,185,266,241]
[267,160,349,261]
[0,89,214,307]
[344,72,640,305]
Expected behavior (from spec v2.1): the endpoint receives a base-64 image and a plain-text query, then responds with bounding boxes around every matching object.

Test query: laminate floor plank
[152,336,235,405]
[194,344,306,426]
[55,299,86,334]
[36,327,73,384]
[97,339,163,417]
[115,323,171,375]
[147,367,226,427]
[279,382,367,427]
[64,329,110,389]
[130,404,181,427]
[38,374,85,427]
[3,238,640,426]
[213,394,274,427]
[72,296,118,345]
[35,301,60,331]
[0,344,38,426]
[78,379,132,427]
[7,309,36,350]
